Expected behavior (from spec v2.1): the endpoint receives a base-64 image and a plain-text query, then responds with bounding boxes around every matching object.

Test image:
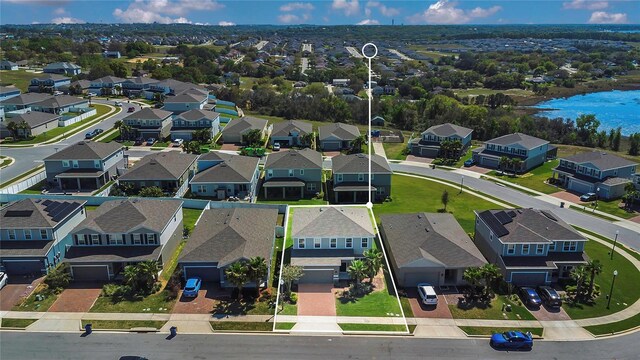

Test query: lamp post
[459,175,464,194]
[594,187,600,213]
[606,270,618,309]
[610,230,619,260]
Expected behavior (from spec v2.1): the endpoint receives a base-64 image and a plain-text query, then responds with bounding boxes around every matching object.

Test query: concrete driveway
[0,276,43,310]
[48,283,102,312]
[405,155,433,164]
[172,284,226,314]
[406,288,453,319]
[220,143,241,151]
[528,303,571,321]
[465,165,492,174]
[297,283,336,316]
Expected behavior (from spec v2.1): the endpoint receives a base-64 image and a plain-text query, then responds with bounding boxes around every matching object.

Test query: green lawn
[161,240,186,282]
[98,130,121,143]
[89,290,175,313]
[487,159,560,195]
[339,323,407,332]
[19,180,46,194]
[182,208,203,234]
[151,141,171,149]
[275,322,296,330]
[572,226,640,262]
[453,146,477,168]
[210,321,273,331]
[85,205,99,211]
[382,141,408,161]
[1,318,38,328]
[11,286,58,312]
[448,295,535,321]
[459,326,543,337]
[562,240,640,319]
[278,302,298,315]
[81,320,166,330]
[0,156,12,168]
[587,198,638,220]
[336,287,402,317]
[584,312,640,335]
[0,69,37,91]
[374,174,503,233]
[399,296,415,317]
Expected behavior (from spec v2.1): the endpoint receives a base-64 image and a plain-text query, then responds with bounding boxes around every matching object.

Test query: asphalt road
[1,331,638,360]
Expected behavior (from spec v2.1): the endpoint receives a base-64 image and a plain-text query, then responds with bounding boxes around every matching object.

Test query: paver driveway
[406,288,453,319]
[0,276,43,310]
[529,303,571,321]
[172,284,227,314]
[49,283,102,312]
[297,283,336,316]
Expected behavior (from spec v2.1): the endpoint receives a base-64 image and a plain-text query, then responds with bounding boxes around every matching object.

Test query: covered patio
[262,179,305,199]
[55,169,109,191]
[333,183,375,203]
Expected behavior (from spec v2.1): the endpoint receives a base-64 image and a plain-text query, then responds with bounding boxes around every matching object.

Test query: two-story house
[262,148,323,199]
[0,198,86,275]
[552,151,638,200]
[65,198,183,281]
[473,208,588,285]
[89,76,126,96]
[318,123,361,151]
[170,109,220,141]
[332,153,392,203]
[270,120,313,148]
[118,152,198,196]
[121,77,159,98]
[0,85,21,102]
[472,133,550,172]
[178,207,278,286]
[28,74,71,93]
[190,152,260,200]
[220,116,268,144]
[43,62,82,76]
[163,91,208,113]
[145,79,206,100]
[0,111,61,139]
[122,107,173,140]
[409,123,473,158]
[31,95,89,115]
[290,207,376,284]
[43,141,125,191]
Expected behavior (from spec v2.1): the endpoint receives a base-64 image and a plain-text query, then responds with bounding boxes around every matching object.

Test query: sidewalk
[372,142,387,159]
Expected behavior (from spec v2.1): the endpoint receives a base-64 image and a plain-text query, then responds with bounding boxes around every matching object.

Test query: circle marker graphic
[366,201,373,209]
[361,43,378,59]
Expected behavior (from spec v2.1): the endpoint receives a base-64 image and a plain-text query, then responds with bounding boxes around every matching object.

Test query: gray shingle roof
[93,76,126,83]
[7,111,60,129]
[380,213,486,269]
[119,152,197,181]
[64,244,161,263]
[178,207,278,265]
[332,153,392,174]
[44,62,80,70]
[122,107,173,121]
[0,86,21,94]
[44,141,123,161]
[271,120,312,137]
[164,93,206,103]
[265,148,322,169]
[0,93,52,106]
[0,240,54,258]
[422,123,473,138]
[486,133,549,150]
[32,73,70,81]
[191,154,259,183]
[562,151,638,171]
[318,123,360,141]
[292,207,375,238]
[123,77,159,85]
[1,198,86,229]
[176,109,220,121]
[72,199,182,234]
[33,95,87,108]
[221,116,268,136]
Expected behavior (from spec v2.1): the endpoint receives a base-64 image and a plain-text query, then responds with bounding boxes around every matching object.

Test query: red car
[127,107,135,113]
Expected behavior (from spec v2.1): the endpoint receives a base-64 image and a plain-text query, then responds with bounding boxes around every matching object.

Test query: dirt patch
[297,283,336,316]
[49,283,102,312]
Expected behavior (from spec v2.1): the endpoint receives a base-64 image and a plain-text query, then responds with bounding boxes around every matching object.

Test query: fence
[59,108,97,126]
[0,170,46,194]
[92,181,116,197]
[215,100,235,107]
[173,180,190,198]
[215,107,238,117]
[379,130,405,143]
[219,116,232,124]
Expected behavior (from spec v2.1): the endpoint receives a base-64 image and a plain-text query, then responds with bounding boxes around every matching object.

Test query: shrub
[165,271,182,300]
[315,191,325,199]
[102,283,120,297]
[401,147,410,155]
[289,292,298,304]
[44,264,71,292]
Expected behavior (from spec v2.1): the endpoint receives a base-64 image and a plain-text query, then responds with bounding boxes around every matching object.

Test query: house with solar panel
[473,208,588,286]
[0,198,87,275]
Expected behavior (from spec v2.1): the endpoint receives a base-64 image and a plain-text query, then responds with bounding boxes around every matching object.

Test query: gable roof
[44,62,80,70]
[422,122,473,138]
[332,153,392,174]
[191,154,259,183]
[92,76,126,84]
[123,107,173,121]
[486,133,549,150]
[271,120,312,137]
[72,199,182,234]
[318,123,360,141]
[32,73,70,81]
[265,148,322,169]
[178,208,278,265]
[176,109,220,121]
[164,93,207,103]
[123,77,159,85]
[0,93,52,106]
[44,141,123,161]
[222,116,268,136]
[33,95,87,108]
[1,198,86,229]
[562,151,637,171]
[119,152,198,181]
[380,213,486,269]
[0,85,21,94]
[292,207,375,238]
[7,111,60,129]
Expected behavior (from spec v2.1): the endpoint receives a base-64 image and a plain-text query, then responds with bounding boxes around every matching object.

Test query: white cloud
[278,14,301,24]
[408,0,501,24]
[218,21,235,26]
[51,16,85,24]
[366,1,399,17]
[357,19,380,25]
[589,11,628,23]
[332,0,360,16]
[53,7,66,15]
[279,2,313,24]
[113,0,223,23]
[280,2,314,12]
[563,0,608,10]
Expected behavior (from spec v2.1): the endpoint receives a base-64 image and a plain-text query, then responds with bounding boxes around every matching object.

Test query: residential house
[178,208,278,285]
[170,109,220,141]
[28,74,71,93]
[163,91,208,114]
[290,207,376,284]
[552,151,638,200]
[31,95,89,115]
[0,60,18,70]
[43,62,82,76]
[409,123,473,158]
[0,86,21,102]
[270,120,313,147]
[102,51,121,59]
[474,208,588,285]
[118,152,198,196]
[0,199,86,275]
[380,213,486,287]
[371,116,385,127]
[43,141,125,191]
[145,79,206,100]
[0,111,61,138]
[220,116,268,144]
[0,93,52,112]
[65,199,183,281]
[67,80,91,95]
[190,152,260,200]
[472,133,550,172]
[122,107,173,140]
[263,148,323,199]
[89,76,126,96]
[318,123,361,151]
[121,77,159,98]
[332,153,392,203]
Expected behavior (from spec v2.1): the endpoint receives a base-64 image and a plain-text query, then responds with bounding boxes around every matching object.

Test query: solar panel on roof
[479,212,509,237]
[49,202,72,221]
[494,211,513,225]
[42,200,53,206]
[44,201,64,215]
[4,210,34,217]
[51,203,80,223]
[507,210,517,218]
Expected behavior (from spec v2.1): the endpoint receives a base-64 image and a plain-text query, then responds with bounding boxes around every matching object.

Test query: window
[563,241,577,252]
[346,238,353,248]
[72,160,79,168]
[550,242,556,251]
[147,233,157,245]
[361,238,369,248]
[288,169,294,177]
[299,169,304,176]
[336,174,343,182]
[8,229,16,240]
[77,235,86,245]
[506,244,515,255]
[133,234,142,245]
[62,160,70,168]
[358,173,365,182]
[330,238,337,248]
[314,238,321,249]
[91,234,100,245]
[298,238,305,249]
[25,230,32,240]
[522,244,530,255]
[536,244,544,254]
[197,185,207,193]
[40,229,48,239]
[307,183,316,191]
[267,170,273,178]
[376,187,385,195]
[108,234,123,245]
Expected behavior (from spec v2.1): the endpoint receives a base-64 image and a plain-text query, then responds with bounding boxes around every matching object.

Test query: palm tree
[363,248,383,284]
[511,158,523,175]
[301,132,315,148]
[570,265,589,299]
[138,260,159,283]
[499,156,510,174]
[463,266,483,298]
[123,265,139,292]
[480,264,502,297]
[225,261,249,300]
[584,259,603,298]
[441,189,449,212]
[6,121,19,138]
[349,135,367,154]
[247,256,268,297]
[113,120,123,131]
[348,259,367,292]
[624,182,637,209]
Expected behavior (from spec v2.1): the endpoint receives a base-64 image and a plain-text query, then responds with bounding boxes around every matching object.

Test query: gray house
[318,123,361,151]
[190,152,260,200]
[472,133,550,172]
[0,85,21,102]
[163,91,208,114]
[121,77,159,98]
[0,60,18,70]
[43,62,82,76]
[28,74,71,93]
[118,152,198,196]
[332,153,392,203]
[290,207,376,284]
[380,213,486,287]
[31,95,89,115]
[263,148,323,199]
[409,123,473,158]
[474,208,588,286]
[221,116,268,144]
[552,151,638,200]
[178,207,278,286]
[0,93,52,112]
[0,199,86,275]
[43,141,125,191]
[270,120,313,147]
[0,111,61,138]
[66,199,183,281]
[89,76,126,96]
[170,109,220,141]
[122,107,173,140]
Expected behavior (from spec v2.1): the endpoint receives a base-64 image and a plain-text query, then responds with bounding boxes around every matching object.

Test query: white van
[417,283,438,305]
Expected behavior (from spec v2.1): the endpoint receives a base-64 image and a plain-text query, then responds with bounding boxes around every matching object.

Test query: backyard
[487,159,560,194]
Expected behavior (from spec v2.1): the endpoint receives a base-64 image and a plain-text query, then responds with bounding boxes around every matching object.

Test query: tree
[122,262,156,295]
[441,189,449,212]
[480,264,502,297]
[612,127,622,151]
[499,156,510,174]
[575,114,600,146]
[243,129,262,146]
[138,260,159,283]
[363,248,383,284]
[349,135,367,154]
[225,261,249,299]
[6,121,19,138]
[570,265,589,300]
[463,266,484,299]
[138,186,165,197]
[347,259,367,292]
[183,140,202,154]
[280,265,304,295]
[247,256,268,297]
[192,129,212,143]
[109,61,128,78]
[511,158,523,175]
[629,133,640,156]
[88,62,114,80]
[624,182,637,209]
[301,132,315,148]
[584,259,603,298]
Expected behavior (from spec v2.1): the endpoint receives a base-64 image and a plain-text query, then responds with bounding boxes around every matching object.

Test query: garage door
[3,260,44,275]
[322,141,340,151]
[403,272,439,288]
[183,266,220,282]
[482,157,499,168]
[510,272,548,286]
[569,180,593,195]
[420,147,439,158]
[299,269,334,284]
[71,265,110,281]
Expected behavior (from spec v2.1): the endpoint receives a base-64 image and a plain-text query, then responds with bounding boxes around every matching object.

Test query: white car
[172,138,184,147]
[114,101,122,107]
[0,272,7,290]
[417,283,438,305]
[272,143,281,151]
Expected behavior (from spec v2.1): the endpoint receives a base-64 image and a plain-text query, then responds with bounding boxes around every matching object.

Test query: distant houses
[43,62,81,76]
[0,60,18,71]
[28,74,71,93]
[318,123,361,151]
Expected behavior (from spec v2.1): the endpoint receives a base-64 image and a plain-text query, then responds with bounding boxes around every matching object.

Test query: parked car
[134,137,145,146]
[490,331,533,350]
[536,286,562,308]
[85,131,95,139]
[417,283,438,305]
[183,277,202,298]
[146,138,156,146]
[580,192,596,202]
[53,91,63,96]
[272,143,281,151]
[518,286,542,307]
[127,106,135,113]
[172,138,184,147]
[88,92,97,97]
[84,128,103,139]
[0,272,7,290]
[464,159,475,167]
[114,101,122,107]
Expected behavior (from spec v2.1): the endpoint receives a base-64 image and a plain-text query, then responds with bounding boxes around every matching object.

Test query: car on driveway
[0,272,7,290]
[537,285,562,308]
[490,330,533,350]
[417,283,438,305]
[84,128,103,139]
[134,137,145,146]
[183,277,202,298]
[146,138,156,146]
[172,138,184,147]
[464,159,475,167]
[580,192,597,202]
[518,286,542,307]
[272,143,281,151]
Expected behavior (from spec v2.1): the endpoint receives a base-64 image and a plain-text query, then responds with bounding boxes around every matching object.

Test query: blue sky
[0,0,637,26]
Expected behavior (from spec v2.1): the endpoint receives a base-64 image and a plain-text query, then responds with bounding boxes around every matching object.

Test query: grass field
[275,322,295,330]
[0,156,12,168]
[0,69,38,91]
[587,198,638,220]
[459,326,543,337]
[339,323,407,332]
[382,141,408,161]
[449,295,535,321]
[89,290,175,313]
[399,296,414,318]
[336,284,402,317]
[210,321,273,331]
[182,208,203,233]
[11,285,58,312]
[573,226,640,262]
[584,312,640,336]
[1,318,38,328]
[488,159,560,195]
[81,320,167,330]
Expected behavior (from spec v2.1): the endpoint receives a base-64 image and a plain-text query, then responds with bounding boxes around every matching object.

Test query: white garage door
[403,272,439,288]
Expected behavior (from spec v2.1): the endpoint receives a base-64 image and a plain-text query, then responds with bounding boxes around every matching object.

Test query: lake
[535,90,640,136]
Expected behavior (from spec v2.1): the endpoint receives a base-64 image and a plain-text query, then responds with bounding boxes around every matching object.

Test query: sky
[0,0,637,26]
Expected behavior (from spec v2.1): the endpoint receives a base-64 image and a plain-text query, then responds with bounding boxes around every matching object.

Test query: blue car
[183,277,202,298]
[464,159,475,167]
[490,331,533,350]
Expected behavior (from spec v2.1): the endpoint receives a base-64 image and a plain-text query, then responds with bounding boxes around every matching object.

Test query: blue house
[0,86,21,102]
[472,133,550,172]
[121,77,159,98]
[163,91,208,113]
[28,74,71,93]
[43,62,82,76]
[190,152,260,201]
[409,122,473,158]
[170,109,220,141]
[89,76,126,96]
